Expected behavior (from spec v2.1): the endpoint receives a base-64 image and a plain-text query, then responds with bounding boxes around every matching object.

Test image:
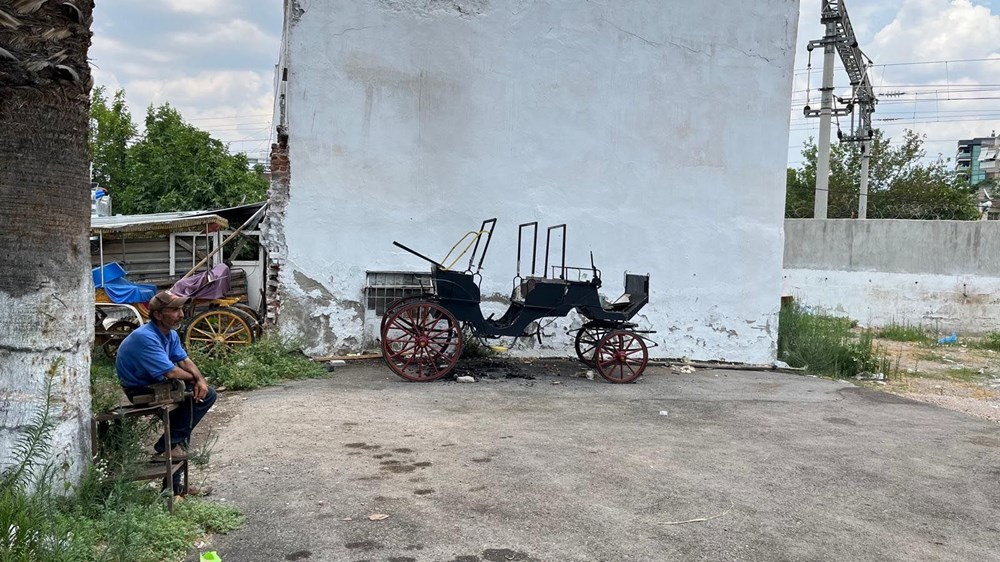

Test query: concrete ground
[192,361,1000,562]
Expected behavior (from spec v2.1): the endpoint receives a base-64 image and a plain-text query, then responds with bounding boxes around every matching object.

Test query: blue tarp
[100,277,157,304]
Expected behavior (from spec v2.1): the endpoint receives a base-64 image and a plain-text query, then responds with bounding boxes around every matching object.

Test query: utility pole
[858,140,870,218]
[803,0,877,219]
[813,19,837,219]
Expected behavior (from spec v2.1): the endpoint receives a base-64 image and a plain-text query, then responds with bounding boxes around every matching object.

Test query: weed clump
[778,304,892,378]
[193,335,331,390]
[977,331,1000,352]
[878,321,930,343]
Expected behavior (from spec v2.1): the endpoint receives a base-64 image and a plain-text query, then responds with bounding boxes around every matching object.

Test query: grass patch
[975,331,1000,352]
[942,367,984,383]
[5,361,244,562]
[878,321,930,343]
[193,335,330,390]
[778,304,892,378]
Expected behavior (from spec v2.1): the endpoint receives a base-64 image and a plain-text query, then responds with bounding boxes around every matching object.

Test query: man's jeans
[122,382,217,492]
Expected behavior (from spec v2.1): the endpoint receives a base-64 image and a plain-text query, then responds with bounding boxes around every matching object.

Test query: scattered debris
[456,376,476,383]
[551,381,562,385]
[855,372,886,381]
[659,410,669,416]
[671,365,695,374]
[368,513,390,521]
[660,500,734,526]
[938,332,958,345]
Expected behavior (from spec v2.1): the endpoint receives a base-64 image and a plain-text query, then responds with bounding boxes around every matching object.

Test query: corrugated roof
[91,211,229,234]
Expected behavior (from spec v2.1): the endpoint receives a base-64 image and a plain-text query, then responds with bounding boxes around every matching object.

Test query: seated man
[115,290,217,496]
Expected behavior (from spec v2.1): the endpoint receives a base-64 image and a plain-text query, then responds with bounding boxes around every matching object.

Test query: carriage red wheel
[594,330,648,383]
[380,294,434,337]
[381,302,463,381]
[574,325,609,367]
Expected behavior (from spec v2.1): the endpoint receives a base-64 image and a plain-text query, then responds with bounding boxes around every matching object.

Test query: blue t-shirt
[115,322,188,388]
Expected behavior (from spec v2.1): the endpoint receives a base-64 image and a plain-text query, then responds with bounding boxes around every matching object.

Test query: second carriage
[381,219,654,383]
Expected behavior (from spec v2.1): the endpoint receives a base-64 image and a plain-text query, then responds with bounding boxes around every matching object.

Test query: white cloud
[871,0,1000,63]
[171,18,276,50]
[157,0,238,16]
[125,71,276,157]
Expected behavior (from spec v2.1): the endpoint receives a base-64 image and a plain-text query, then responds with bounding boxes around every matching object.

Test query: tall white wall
[273,0,800,363]
[784,219,1000,334]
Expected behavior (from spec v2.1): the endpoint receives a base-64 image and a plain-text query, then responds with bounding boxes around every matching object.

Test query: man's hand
[193,377,209,401]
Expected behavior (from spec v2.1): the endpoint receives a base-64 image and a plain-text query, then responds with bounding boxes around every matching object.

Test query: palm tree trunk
[0,0,94,485]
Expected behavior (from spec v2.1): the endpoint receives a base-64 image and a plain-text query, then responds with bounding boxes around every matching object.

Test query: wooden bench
[92,403,189,513]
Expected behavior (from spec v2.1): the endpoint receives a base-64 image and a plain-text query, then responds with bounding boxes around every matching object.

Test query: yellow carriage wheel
[184,308,255,356]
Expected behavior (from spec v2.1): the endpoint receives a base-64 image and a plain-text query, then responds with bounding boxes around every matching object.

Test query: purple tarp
[171,263,232,300]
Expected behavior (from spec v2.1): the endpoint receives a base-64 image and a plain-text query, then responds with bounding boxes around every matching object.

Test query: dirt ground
[865,338,1000,424]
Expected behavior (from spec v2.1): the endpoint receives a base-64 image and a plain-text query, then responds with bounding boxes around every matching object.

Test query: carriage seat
[606,273,649,312]
[511,277,568,307]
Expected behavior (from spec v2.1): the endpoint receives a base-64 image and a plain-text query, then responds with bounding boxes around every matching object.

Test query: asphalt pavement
[191,360,1000,562]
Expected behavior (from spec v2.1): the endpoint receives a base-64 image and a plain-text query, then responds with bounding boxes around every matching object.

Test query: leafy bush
[193,335,330,390]
[877,321,930,343]
[778,304,892,378]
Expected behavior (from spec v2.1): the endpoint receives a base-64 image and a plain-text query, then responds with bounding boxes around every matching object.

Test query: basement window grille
[365,271,433,316]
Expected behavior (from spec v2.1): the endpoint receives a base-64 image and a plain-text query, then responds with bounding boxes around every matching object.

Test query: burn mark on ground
[343,422,359,426]
[405,544,425,550]
[389,558,417,562]
[345,442,382,450]
[347,451,363,456]
[482,549,539,561]
[380,460,402,465]
[345,540,381,550]
[354,475,385,481]
[441,443,457,447]
[471,457,492,463]
[824,417,857,426]
[393,448,415,453]
[414,461,432,468]
[372,453,392,459]
[469,485,487,492]
[414,488,434,495]
[285,551,311,560]
[451,357,536,380]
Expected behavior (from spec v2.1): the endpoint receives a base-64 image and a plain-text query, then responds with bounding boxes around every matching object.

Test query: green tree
[89,86,136,191]
[786,130,978,220]
[92,99,268,215]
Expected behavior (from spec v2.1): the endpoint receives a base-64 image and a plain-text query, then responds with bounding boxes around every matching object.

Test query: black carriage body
[431,266,649,338]
[381,221,653,384]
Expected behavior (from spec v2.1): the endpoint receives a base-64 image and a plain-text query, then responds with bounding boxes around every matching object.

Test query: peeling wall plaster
[271,0,800,363]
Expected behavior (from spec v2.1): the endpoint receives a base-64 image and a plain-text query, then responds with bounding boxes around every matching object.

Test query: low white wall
[274,0,801,363]
[783,219,1000,334]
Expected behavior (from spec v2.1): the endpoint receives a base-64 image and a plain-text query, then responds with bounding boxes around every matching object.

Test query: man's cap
[148,290,189,312]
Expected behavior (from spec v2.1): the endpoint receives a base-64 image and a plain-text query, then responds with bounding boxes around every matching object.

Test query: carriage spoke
[381,302,462,382]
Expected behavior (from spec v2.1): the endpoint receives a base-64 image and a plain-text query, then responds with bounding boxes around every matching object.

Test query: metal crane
[803,0,878,219]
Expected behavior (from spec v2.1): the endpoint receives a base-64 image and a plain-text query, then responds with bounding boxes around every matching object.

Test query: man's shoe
[182,485,213,497]
[151,445,187,462]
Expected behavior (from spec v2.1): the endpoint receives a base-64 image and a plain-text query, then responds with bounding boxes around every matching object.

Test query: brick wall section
[263,130,290,326]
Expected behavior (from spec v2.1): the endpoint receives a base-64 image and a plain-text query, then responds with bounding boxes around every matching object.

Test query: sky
[89,0,1000,168]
